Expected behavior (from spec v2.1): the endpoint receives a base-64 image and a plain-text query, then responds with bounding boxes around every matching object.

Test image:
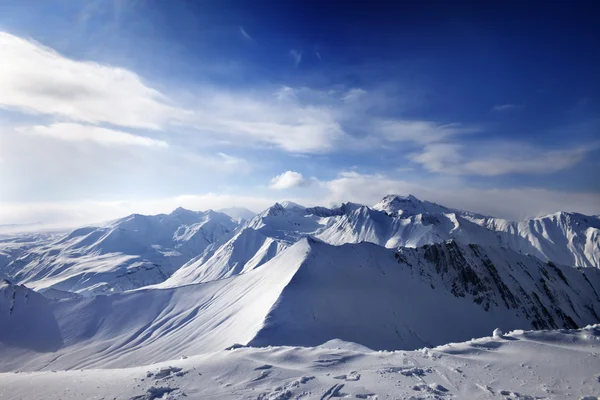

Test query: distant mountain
[2,208,239,295]
[217,206,256,221]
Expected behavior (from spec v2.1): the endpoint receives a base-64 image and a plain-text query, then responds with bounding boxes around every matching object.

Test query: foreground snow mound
[2,208,239,295]
[1,325,598,399]
[2,239,599,372]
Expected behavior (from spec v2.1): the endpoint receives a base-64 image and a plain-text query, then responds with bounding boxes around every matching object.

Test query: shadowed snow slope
[1,209,238,295]
[1,239,599,372]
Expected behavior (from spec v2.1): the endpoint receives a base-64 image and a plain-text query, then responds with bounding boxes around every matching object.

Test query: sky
[0,0,599,226]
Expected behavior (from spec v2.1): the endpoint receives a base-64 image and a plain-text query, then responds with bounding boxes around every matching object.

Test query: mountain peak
[280,200,305,210]
[381,194,420,202]
[170,206,195,216]
[262,202,287,217]
[373,194,448,217]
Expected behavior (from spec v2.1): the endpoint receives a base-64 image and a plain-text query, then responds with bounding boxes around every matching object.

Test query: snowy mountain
[2,239,599,372]
[166,195,600,289]
[0,208,239,295]
[1,195,598,298]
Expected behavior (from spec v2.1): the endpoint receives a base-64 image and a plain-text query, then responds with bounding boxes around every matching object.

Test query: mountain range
[0,194,599,375]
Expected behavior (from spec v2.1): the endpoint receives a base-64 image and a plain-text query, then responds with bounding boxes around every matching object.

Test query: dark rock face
[400,241,600,331]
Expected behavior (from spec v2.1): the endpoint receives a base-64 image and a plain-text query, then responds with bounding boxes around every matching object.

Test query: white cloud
[269,171,311,190]
[0,32,186,129]
[410,142,588,176]
[22,123,168,148]
[289,49,302,65]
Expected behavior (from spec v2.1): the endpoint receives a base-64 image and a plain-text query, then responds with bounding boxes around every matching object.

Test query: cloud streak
[22,123,169,148]
[239,26,254,42]
[409,142,589,176]
[289,49,302,65]
[492,104,524,112]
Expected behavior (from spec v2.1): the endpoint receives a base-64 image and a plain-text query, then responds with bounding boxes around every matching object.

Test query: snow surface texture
[1,238,599,371]
[0,325,599,399]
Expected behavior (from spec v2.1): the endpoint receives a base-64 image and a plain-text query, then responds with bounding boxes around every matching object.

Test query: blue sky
[0,0,599,225]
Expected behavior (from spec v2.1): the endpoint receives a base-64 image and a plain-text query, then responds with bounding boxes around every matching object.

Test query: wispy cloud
[186,87,346,153]
[342,88,367,102]
[269,171,311,189]
[492,104,524,112]
[378,120,476,144]
[321,171,600,219]
[409,142,590,176]
[0,32,186,130]
[239,26,254,42]
[289,49,302,66]
[22,123,169,148]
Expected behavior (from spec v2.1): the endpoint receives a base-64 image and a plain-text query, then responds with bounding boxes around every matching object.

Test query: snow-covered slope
[159,203,327,286]
[2,325,598,400]
[2,239,599,371]
[0,232,62,278]
[161,227,291,286]
[1,209,239,295]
